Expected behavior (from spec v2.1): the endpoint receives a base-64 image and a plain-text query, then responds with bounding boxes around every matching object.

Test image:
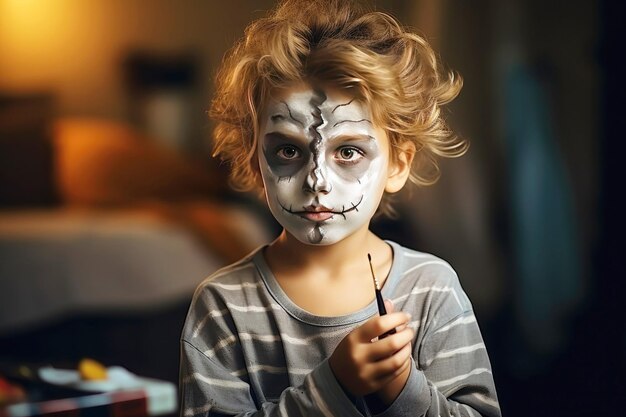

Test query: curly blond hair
[210,0,466,216]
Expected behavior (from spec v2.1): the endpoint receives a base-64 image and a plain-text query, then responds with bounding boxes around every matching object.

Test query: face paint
[258,83,390,245]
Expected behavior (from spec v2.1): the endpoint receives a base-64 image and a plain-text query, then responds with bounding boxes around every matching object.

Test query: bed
[0,203,270,334]
[0,110,274,382]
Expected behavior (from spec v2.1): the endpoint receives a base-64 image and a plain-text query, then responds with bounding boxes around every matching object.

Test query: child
[180,0,501,416]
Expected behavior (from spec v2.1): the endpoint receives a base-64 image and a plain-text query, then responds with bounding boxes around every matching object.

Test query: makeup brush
[368,253,396,338]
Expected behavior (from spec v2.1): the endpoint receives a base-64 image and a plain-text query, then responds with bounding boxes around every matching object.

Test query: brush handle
[375,290,387,314]
[375,289,396,338]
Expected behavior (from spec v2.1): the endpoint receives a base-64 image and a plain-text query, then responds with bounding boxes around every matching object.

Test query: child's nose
[303,164,331,194]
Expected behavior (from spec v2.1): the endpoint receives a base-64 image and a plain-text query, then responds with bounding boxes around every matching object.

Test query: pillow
[53,118,219,206]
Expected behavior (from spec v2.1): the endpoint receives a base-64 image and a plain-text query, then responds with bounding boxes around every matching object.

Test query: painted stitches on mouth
[277,195,364,221]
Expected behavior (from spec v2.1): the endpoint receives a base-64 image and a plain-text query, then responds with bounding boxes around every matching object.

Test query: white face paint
[258,83,390,245]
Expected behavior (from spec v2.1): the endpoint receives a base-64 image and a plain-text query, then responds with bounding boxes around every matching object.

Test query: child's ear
[385,141,416,193]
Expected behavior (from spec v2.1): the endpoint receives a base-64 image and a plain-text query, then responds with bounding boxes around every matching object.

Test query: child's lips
[301,211,334,221]
[301,205,334,221]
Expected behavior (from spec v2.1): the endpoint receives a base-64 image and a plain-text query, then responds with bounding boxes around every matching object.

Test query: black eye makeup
[262,131,309,177]
[276,144,302,161]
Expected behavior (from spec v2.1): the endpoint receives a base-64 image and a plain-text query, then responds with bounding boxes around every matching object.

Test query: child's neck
[264,226,394,316]
[266,225,391,282]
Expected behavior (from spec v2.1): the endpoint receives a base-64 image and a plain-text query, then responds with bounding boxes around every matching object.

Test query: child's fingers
[374,355,412,392]
[366,327,414,361]
[370,342,413,380]
[383,300,410,334]
[394,322,409,333]
[381,300,414,337]
[357,312,410,342]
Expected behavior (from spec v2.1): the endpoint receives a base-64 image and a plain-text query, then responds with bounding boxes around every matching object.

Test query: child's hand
[372,301,413,405]
[329,302,414,398]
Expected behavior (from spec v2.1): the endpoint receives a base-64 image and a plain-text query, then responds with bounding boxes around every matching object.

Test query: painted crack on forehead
[281,101,305,127]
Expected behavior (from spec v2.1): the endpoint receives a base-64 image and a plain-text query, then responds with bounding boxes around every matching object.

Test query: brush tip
[367,253,372,261]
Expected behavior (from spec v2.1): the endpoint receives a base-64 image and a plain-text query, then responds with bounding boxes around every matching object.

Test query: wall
[0,0,275,149]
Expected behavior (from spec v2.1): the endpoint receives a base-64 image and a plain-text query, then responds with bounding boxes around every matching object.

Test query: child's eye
[276,145,301,160]
[335,146,364,164]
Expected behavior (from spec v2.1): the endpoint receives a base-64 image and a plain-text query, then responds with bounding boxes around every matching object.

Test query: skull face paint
[258,83,390,245]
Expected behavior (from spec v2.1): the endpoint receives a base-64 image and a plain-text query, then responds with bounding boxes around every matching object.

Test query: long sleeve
[178,258,369,417]
[358,309,499,417]
[418,309,500,417]
[180,339,365,417]
[361,246,501,417]
[179,245,500,417]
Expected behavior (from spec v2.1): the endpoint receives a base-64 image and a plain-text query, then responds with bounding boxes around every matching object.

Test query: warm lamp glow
[0,0,104,95]
[2,0,52,42]
[1,0,62,87]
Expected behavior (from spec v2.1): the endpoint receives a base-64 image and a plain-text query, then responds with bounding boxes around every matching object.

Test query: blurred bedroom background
[0,0,623,416]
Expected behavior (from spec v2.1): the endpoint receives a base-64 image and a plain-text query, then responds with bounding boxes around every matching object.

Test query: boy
[180,1,501,416]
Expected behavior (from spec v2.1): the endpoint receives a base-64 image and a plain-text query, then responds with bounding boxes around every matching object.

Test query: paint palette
[0,362,177,416]
[39,365,148,392]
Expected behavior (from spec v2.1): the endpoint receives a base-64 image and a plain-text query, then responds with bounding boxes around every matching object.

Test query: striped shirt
[180,241,501,416]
